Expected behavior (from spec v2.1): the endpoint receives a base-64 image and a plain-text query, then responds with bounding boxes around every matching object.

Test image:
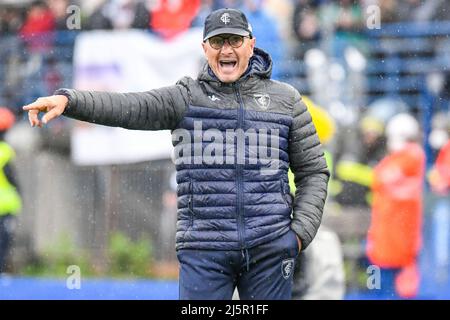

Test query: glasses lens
[229,35,244,48]
[209,36,224,49]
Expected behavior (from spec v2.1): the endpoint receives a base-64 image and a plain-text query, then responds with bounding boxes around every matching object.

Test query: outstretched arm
[23,79,191,131]
[289,92,330,251]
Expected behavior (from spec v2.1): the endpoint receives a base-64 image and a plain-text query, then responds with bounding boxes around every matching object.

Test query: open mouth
[219,60,237,71]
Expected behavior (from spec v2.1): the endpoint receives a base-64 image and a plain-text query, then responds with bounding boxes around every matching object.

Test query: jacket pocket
[291,230,301,257]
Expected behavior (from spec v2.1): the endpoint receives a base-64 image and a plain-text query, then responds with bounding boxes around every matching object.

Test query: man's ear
[250,37,256,53]
[202,41,207,54]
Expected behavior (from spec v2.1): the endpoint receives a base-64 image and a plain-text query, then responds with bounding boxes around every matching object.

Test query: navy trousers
[177,229,300,300]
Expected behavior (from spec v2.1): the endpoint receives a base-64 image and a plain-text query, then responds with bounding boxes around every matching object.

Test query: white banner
[71,28,204,165]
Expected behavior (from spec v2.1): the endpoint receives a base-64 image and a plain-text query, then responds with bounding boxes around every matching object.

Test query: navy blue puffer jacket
[56,48,329,251]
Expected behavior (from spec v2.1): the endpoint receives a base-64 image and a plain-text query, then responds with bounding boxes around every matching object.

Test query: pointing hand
[23,95,69,127]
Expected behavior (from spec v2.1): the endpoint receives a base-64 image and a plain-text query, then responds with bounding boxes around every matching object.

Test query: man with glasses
[23,8,329,300]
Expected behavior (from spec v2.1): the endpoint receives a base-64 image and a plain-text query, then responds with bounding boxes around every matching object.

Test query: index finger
[23,100,47,111]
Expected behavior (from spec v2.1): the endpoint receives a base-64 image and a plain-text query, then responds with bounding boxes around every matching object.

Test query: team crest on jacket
[254,94,270,110]
[281,258,294,279]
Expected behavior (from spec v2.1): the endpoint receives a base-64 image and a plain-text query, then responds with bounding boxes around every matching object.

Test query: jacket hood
[198,47,273,83]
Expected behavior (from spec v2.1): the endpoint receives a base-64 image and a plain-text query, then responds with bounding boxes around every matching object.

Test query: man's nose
[220,39,233,52]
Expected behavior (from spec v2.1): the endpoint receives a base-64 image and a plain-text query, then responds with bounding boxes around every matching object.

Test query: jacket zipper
[233,83,246,250]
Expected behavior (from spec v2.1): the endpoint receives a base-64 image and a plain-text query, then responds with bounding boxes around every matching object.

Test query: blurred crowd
[2,0,450,35]
[0,0,449,103]
[1,0,449,92]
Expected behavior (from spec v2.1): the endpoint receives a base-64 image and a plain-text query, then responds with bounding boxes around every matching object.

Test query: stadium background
[1,0,450,299]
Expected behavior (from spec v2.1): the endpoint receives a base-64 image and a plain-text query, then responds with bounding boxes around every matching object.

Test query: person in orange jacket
[366,113,425,299]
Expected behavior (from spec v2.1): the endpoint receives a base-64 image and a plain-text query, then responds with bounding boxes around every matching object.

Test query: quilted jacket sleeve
[54,78,191,131]
[289,91,330,250]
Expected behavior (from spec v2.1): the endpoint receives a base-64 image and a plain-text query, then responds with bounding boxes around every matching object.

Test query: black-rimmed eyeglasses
[207,35,249,50]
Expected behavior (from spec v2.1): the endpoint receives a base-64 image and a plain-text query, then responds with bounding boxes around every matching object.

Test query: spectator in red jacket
[150,0,201,39]
[19,1,55,53]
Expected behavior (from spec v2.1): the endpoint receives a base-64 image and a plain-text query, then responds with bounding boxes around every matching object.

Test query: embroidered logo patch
[254,94,270,110]
[208,94,220,101]
[281,258,294,279]
[221,13,230,25]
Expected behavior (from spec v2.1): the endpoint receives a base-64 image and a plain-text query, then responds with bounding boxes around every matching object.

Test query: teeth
[220,61,236,67]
